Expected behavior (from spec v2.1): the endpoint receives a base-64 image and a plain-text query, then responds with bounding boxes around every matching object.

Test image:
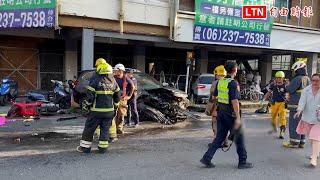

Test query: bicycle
[240,86,263,102]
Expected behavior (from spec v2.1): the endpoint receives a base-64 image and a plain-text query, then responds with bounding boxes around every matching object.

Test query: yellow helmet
[213,65,227,76]
[95,58,107,67]
[275,71,285,78]
[97,63,113,75]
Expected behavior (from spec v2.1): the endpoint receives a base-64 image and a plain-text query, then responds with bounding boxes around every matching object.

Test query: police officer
[283,61,310,148]
[207,65,229,148]
[77,62,120,154]
[200,61,253,169]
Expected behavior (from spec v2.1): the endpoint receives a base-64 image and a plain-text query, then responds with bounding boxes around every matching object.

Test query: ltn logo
[242,5,267,19]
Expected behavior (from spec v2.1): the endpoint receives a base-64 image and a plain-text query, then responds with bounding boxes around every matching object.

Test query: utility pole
[186,52,195,93]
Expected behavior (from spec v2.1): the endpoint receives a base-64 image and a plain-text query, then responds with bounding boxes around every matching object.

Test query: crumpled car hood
[138,87,190,124]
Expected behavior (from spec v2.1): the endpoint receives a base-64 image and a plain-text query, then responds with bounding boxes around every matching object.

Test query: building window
[274,0,291,23]
[239,63,245,71]
[272,55,291,70]
[179,0,195,12]
[248,59,259,70]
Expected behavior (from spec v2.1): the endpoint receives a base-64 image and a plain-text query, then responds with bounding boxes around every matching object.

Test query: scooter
[51,80,71,109]
[0,78,18,106]
[68,78,86,109]
[26,80,71,109]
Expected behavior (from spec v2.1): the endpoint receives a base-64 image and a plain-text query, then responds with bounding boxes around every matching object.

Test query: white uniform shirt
[297,85,320,124]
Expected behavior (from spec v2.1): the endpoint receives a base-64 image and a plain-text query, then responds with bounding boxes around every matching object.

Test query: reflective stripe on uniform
[114,102,120,106]
[290,139,301,143]
[115,87,120,92]
[109,118,117,138]
[90,107,114,112]
[80,140,92,148]
[95,90,114,95]
[98,141,109,148]
[86,86,95,92]
[217,78,232,104]
[287,104,298,108]
[296,90,303,93]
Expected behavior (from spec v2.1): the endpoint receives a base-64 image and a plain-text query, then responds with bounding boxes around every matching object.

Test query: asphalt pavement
[0,110,320,180]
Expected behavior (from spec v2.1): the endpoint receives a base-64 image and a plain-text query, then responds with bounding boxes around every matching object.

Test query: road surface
[0,110,319,180]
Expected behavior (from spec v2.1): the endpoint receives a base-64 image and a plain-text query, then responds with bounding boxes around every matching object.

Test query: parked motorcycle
[26,80,71,109]
[51,80,71,109]
[68,78,86,109]
[0,78,18,106]
[26,90,50,101]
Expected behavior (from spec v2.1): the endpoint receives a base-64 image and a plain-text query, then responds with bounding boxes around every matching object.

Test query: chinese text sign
[193,0,274,47]
[0,0,56,28]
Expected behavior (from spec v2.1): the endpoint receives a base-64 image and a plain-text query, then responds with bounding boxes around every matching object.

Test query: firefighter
[209,65,226,137]
[77,63,120,154]
[262,71,288,139]
[95,58,107,67]
[93,58,108,138]
[200,61,253,169]
[283,61,310,148]
[109,64,135,141]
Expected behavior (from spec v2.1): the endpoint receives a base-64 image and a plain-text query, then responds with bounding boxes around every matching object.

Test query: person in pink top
[296,73,320,168]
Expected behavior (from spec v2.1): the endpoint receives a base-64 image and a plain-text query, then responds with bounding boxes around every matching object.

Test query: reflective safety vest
[86,75,120,112]
[217,78,232,104]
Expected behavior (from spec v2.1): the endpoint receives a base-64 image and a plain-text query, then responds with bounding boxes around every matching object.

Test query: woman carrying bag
[296,73,320,168]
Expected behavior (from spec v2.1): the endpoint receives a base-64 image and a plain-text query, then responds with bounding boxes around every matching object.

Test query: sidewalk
[188,100,266,112]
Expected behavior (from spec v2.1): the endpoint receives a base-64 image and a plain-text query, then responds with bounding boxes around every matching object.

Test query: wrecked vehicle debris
[71,69,190,124]
[138,88,189,125]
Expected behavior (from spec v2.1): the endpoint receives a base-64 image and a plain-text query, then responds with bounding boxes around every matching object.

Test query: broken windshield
[134,72,161,90]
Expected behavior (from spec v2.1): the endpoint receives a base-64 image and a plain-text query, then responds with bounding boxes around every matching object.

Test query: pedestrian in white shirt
[254,72,261,85]
[296,73,320,168]
[246,71,254,85]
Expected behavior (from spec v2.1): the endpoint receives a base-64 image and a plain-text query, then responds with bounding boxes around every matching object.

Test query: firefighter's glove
[114,102,120,109]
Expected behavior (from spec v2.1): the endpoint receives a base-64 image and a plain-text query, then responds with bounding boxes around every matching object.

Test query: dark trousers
[202,110,247,164]
[81,113,112,149]
[126,97,139,125]
[289,110,305,143]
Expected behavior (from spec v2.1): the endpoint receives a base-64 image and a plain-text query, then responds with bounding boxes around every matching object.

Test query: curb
[188,102,267,112]
[120,120,192,138]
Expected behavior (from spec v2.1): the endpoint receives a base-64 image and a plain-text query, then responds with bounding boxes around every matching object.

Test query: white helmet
[114,64,125,71]
[291,61,306,72]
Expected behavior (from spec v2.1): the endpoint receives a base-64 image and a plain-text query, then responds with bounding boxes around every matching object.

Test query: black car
[70,69,189,124]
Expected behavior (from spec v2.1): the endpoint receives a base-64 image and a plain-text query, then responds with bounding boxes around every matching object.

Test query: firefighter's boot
[279,126,286,139]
